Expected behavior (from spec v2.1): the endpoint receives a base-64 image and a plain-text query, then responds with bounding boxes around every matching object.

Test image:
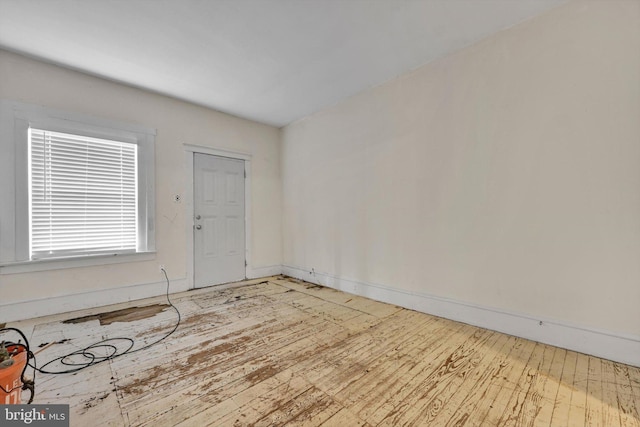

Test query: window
[0,100,155,271]
[29,129,138,259]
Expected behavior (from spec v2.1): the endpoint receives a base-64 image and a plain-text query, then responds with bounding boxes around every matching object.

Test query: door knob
[196,225,202,230]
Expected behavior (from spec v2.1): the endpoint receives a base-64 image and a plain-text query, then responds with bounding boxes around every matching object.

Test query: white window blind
[29,128,138,259]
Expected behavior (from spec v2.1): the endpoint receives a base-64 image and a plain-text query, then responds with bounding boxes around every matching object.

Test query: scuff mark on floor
[80,392,110,413]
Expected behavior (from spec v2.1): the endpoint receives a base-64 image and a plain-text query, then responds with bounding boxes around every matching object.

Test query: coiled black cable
[32,268,180,375]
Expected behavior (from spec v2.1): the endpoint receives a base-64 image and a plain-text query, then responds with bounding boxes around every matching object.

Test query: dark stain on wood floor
[63,304,169,326]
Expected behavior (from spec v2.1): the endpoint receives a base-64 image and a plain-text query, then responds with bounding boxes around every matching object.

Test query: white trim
[184,150,195,290]
[0,99,156,267]
[4,99,157,137]
[247,265,282,279]
[0,277,188,323]
[244,160,253,278]
[282,265,640,367]
[183,143,251,160]
[183,144,253,289]
[0,251,156,274]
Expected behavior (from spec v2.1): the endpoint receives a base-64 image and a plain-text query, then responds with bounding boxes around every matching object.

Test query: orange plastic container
[0,345,27,404]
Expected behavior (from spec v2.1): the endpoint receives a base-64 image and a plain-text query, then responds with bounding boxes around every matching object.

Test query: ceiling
[0,0,565,128]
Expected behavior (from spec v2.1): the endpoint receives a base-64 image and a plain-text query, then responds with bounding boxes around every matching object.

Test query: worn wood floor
[8,276,640,426]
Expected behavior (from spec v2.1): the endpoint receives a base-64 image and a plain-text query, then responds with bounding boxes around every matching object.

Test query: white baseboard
[0,264,281,323]
[0,277,189,323]
[283,265,640,367]
[4,264,638,367]
[247,264,282,279]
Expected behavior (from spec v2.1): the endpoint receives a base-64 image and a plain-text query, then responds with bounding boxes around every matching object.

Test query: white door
[194,153,245,287]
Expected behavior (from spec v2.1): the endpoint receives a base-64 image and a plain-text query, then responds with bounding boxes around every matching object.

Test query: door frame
[184,144,252,290]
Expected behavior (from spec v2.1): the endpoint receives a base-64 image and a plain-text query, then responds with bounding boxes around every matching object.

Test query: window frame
[0,100,156,273]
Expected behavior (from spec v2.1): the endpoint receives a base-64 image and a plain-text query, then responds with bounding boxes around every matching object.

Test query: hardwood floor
[7,276,640,426]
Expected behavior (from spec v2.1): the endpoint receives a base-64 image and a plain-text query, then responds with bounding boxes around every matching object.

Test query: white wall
[282,1,640,364]
[0,49,282,318]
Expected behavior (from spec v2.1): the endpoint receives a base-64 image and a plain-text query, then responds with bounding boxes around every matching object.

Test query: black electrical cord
[32,268,181,375]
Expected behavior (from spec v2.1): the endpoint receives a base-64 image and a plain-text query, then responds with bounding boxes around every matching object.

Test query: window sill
[0,251,156,275]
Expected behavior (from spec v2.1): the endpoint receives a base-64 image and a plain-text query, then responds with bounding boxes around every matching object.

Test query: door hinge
[245,260,247,267]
